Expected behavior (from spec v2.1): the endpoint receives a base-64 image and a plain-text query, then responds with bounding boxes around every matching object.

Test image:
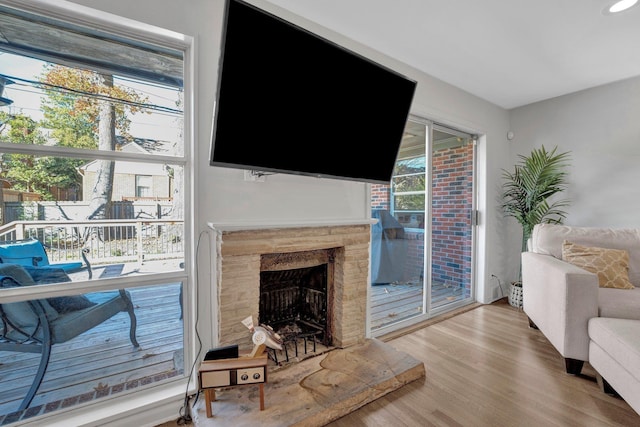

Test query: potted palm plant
[501,145,571,307]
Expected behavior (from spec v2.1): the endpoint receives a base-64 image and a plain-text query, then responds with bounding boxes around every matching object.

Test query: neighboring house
[78,139,173,202]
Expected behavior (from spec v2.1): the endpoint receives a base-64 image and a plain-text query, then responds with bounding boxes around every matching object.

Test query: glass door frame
[427,122,477,318]
[369,116,478,337]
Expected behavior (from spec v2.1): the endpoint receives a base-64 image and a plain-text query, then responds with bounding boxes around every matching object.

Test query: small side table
[198,354,268,418]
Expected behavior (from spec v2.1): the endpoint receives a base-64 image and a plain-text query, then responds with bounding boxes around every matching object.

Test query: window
[392,156,426,229]
[0,3,191,424]
[136,175,153,197]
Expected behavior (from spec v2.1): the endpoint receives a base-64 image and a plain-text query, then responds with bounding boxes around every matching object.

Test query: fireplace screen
[259,264,328,346]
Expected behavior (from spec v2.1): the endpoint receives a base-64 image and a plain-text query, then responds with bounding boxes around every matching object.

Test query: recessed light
[604,0,639,14]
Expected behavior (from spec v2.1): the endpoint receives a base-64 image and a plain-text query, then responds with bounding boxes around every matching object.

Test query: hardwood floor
[327,299,639,427]
[153,300,638,427]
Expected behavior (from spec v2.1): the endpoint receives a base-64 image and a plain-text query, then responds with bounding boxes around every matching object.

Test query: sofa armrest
[522,251,599,362]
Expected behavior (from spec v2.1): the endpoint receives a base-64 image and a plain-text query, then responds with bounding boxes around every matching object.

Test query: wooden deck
[1,269,468,423]
[370,281,469,330]
[0,266,184,422]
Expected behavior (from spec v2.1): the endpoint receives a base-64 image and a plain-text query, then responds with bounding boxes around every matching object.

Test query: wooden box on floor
[198,352,268,418]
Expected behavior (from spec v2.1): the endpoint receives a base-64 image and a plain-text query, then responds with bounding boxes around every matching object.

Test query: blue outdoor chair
[0,238,92,279]
[0,263,138,411]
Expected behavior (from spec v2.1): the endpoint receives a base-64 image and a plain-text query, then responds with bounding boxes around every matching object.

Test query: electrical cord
[175,229,209,424]
[492,274,505,298]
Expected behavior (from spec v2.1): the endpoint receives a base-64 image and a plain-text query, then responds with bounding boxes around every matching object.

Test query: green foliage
[0,64,151,200]
[0,113,45,198]
[501,145,571,253]
[392,156,426,211]
[39,64,150,144]
[0,112,45,145]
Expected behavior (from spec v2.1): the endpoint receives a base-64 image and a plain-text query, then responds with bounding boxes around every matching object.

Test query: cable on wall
[176,229,209,424]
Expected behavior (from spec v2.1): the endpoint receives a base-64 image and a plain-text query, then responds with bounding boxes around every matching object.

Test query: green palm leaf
[501,145,571,276]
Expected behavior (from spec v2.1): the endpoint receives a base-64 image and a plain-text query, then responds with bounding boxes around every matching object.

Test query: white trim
[16,382,189,427]
[0,1,196,425]
[0,142,186,166]
[207,219,376,232]
[0,0,189,51]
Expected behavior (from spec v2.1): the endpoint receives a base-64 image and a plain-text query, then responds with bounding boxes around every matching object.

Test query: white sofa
[588,317,640,415]
[521,223,640,375]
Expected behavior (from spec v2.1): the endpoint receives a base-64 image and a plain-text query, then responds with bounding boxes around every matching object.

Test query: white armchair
[521,223,640,375]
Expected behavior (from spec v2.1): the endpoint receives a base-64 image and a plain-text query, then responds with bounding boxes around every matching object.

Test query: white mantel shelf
[207,219,377,232]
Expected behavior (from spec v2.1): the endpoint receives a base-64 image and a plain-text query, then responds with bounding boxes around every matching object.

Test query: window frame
[135,174,153,197]
[0,1,196,424]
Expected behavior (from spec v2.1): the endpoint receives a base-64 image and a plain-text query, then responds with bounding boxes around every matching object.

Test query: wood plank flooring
[327,299,640,427]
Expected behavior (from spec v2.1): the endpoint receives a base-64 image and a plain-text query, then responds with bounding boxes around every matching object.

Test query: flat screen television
[210,0,417,184]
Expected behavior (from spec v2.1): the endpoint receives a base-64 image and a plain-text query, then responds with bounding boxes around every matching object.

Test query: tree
[87,73,117,220]
[39,65,150,217]
[40,65,148,145]
[0,111,71,200]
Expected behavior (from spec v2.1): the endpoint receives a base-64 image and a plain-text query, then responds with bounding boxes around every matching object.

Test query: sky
[0,51,182,143]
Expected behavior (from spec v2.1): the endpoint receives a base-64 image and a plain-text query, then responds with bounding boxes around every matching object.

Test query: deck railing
[0,219,184,266]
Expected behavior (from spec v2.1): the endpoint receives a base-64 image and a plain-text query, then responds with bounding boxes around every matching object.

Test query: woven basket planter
[508,282,523,308]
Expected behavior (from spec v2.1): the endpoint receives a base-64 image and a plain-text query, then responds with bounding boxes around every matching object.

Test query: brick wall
[431,144,473,291]
[370,184,390,210]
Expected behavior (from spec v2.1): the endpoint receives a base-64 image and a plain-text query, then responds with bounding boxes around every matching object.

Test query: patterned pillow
[562,240,635,289]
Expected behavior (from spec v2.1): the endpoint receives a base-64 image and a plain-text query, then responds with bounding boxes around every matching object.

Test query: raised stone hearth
[192,338,426,426]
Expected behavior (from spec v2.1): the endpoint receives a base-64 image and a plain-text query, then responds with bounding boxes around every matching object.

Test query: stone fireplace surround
[212,222,371,352]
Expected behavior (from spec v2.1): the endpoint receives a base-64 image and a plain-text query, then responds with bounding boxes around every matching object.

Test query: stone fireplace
[212,223,371,352]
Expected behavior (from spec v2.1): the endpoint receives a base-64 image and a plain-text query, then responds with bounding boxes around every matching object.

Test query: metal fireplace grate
[259,264,328,363]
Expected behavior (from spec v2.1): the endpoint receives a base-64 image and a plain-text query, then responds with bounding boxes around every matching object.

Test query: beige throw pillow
[562,240,635,289]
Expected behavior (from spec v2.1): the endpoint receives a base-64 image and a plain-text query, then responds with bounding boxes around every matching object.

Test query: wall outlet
[244,170,266,182]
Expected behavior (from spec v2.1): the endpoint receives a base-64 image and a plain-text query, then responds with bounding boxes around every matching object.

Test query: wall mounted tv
[210,0,417,184]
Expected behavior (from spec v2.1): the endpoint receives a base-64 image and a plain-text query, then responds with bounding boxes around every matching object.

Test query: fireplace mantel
[207,218,376,232]
[212,222,372,350]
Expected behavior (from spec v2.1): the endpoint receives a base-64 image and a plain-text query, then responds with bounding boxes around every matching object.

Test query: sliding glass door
[370,118,476,334]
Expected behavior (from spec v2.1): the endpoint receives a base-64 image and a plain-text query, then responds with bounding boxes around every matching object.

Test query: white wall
[510,77,640,226]
[504,76,640,282]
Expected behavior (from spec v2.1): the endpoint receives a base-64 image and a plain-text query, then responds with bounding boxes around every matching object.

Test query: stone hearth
[212,223,371,351]
[191,338,426,426]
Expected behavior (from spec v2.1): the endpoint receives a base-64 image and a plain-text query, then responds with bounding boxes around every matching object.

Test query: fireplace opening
[259,263,329,362]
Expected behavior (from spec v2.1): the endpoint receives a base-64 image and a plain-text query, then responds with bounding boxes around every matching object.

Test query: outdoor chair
[0,238,92,279]
[0,263,138,411]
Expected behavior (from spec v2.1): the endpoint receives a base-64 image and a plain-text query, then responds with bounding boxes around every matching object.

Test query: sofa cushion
[599,287,640,319]
[531,224,640,286]
[588,317,640,383]
[562,241,634,289]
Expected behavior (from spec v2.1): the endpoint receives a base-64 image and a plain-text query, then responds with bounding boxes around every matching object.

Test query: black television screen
[210,0,417,184]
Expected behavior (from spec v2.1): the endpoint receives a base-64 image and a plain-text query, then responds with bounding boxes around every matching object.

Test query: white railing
[0,219,184,266]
